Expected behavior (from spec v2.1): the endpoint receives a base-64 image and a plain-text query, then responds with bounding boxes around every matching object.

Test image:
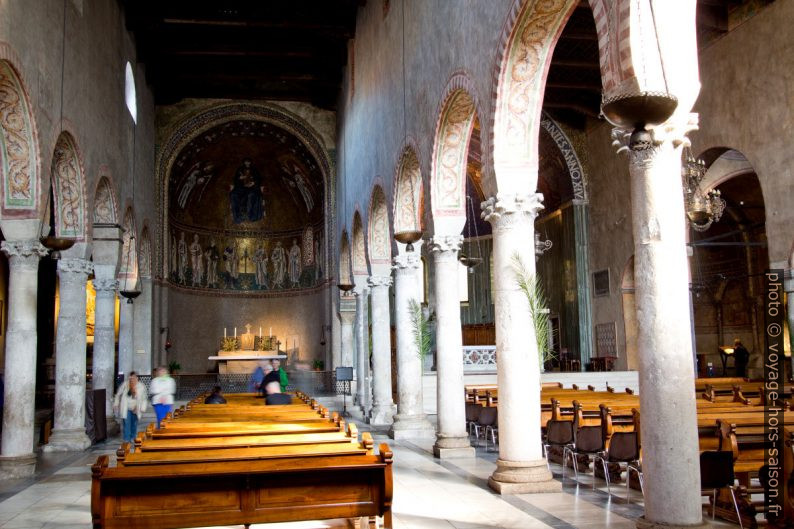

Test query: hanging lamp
[40,0,75,258]
[459,195,482,272]
[119,101,140,303]
[393,0,422,252]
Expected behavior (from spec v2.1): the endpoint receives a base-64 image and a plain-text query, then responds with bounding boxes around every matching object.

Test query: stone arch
[50,131,88,239]
[539,112,587,202]
[490,0,583,193]
[392,144,423,234]
[430,74,480,229]
[139,225,152,279]
[156,101,335,282]
[351,210,368,276]
[119,207,138,283]
[0,58,41,217]
[339,230,352,286]
[93,175,118,225]
[367,185,391,267]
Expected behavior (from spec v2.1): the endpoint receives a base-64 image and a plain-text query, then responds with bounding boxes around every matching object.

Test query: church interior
[0,0,791,528]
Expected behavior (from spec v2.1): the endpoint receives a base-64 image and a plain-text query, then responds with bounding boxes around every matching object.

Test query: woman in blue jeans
[113,372,148,445]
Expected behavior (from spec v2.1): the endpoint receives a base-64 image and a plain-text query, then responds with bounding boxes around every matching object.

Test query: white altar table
[209,350,286,374]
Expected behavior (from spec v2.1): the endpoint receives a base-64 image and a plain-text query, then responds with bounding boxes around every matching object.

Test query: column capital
[428,234,463,254]
[1,240,48,260]
[611,113,699,160]
[367,275,393,288]
[93,278,119,293]
[784,269,794,293]
[393,251,421,271]
[481,192,544,229]
[57,257,94,277]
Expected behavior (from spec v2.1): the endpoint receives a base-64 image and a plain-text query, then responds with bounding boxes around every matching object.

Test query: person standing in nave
[733,338,751,377]
[189,234,203,286]
[178,232,188,283]
[204,238,220,286]
[113,372,147,446]
[288,239,302,288]
[229,158,265,223]
[150,366,176,427]
[271,241,286,288]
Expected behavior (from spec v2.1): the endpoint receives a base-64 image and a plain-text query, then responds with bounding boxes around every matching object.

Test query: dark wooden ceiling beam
[542,101,599,118]
[549,58,600,69]
[545,81,602,92]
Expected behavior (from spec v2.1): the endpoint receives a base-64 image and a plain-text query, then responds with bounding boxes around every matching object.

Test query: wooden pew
[92,392,394,529]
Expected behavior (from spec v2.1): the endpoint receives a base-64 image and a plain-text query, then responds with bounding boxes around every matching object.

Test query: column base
[368,404,396,425]
[488,458,561,494]
[635,516,711,529]
[433,435,474,459]
[389,414,435,440]
[42,428,92,452]
[0,453,37,479]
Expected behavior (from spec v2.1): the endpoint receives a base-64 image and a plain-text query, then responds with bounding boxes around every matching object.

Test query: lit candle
[269,327,272,338]
[224,327,227,338]
[259,326,262,338]
[234,327,237,338]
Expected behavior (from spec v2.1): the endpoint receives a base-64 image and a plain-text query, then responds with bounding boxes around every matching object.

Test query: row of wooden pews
[465,379,794,527]
[91,391,394,529]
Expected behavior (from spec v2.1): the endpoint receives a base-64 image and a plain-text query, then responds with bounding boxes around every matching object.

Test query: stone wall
[0,0,157,368]
[166,285,330,374]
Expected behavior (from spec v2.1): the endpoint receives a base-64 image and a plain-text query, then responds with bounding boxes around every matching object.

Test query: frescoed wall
[167,119,325,293]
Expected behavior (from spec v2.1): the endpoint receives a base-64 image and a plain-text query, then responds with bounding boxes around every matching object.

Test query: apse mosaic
[167,119,325,293]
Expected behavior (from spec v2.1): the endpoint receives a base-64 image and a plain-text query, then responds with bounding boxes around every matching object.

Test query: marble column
[118,299,134,376]
[44,258,94,452]
[353,284,371,413]
[615,122,707,528]
[573,200,594,367]
[368,274,395,425]
[430,235,474,458]
[390,250,434,439]
[92,276,118,433]
[483,193,560,493]
[339,307,356,368]
[0,240,48,478]
[133,277,153,375]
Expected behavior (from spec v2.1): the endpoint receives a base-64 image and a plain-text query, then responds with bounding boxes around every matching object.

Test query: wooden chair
[700,451,743,529]
[562,401,604,486]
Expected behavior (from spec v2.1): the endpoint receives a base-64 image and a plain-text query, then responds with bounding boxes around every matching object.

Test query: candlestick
[234,327,237,338]
[269,327,272,337]
[259,326,262,338]
[224,327,226,338]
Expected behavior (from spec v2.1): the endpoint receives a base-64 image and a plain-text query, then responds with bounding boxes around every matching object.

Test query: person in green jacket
[264,358,289,392]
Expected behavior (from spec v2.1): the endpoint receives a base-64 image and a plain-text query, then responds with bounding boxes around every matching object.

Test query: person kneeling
[264,381,291,405]
[204,385,227,404]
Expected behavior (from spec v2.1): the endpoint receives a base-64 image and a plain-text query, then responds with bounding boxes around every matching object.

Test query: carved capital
[481,193,544,230]
[611,113,700,166]
[1,240,48,268]
[392,252,421,272]
[367,275,393,288]
[428,235,463,255]
[93,278,119,293]
[57,258,94,278]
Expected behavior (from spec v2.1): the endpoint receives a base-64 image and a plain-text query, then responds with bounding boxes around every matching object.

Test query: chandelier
[682,148,725,232]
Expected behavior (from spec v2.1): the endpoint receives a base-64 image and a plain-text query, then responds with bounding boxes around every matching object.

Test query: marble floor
[0,420,740,529]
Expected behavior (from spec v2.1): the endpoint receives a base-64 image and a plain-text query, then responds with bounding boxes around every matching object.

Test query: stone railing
[462,345,497,372]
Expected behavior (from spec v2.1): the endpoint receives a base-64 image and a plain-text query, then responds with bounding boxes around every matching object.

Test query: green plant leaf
[409,299,431,366]
[511,253,557,368]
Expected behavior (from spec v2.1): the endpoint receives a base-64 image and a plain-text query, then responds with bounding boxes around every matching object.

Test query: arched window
[124,61,137,124]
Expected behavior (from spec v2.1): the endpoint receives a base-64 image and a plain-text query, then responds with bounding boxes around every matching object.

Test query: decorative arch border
[351,209,368,276]
[139,224,152,279]
[0,54,41,217]
[539,112,587,202]
[339,230,352,285]
[490,0,582,171]
[50,131,88,240]
[155,101,335,291]
[392,138,424,234]
[119,206,138,281]
[430,71,482,218]
[93,172,119,225]
[367,184,391,266]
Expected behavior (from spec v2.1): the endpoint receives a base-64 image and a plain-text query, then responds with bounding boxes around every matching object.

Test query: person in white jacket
[150,366,176,427]
[113,372,147,445]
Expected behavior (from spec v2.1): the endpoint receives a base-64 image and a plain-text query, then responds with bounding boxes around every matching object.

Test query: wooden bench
[92,392,394,529]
